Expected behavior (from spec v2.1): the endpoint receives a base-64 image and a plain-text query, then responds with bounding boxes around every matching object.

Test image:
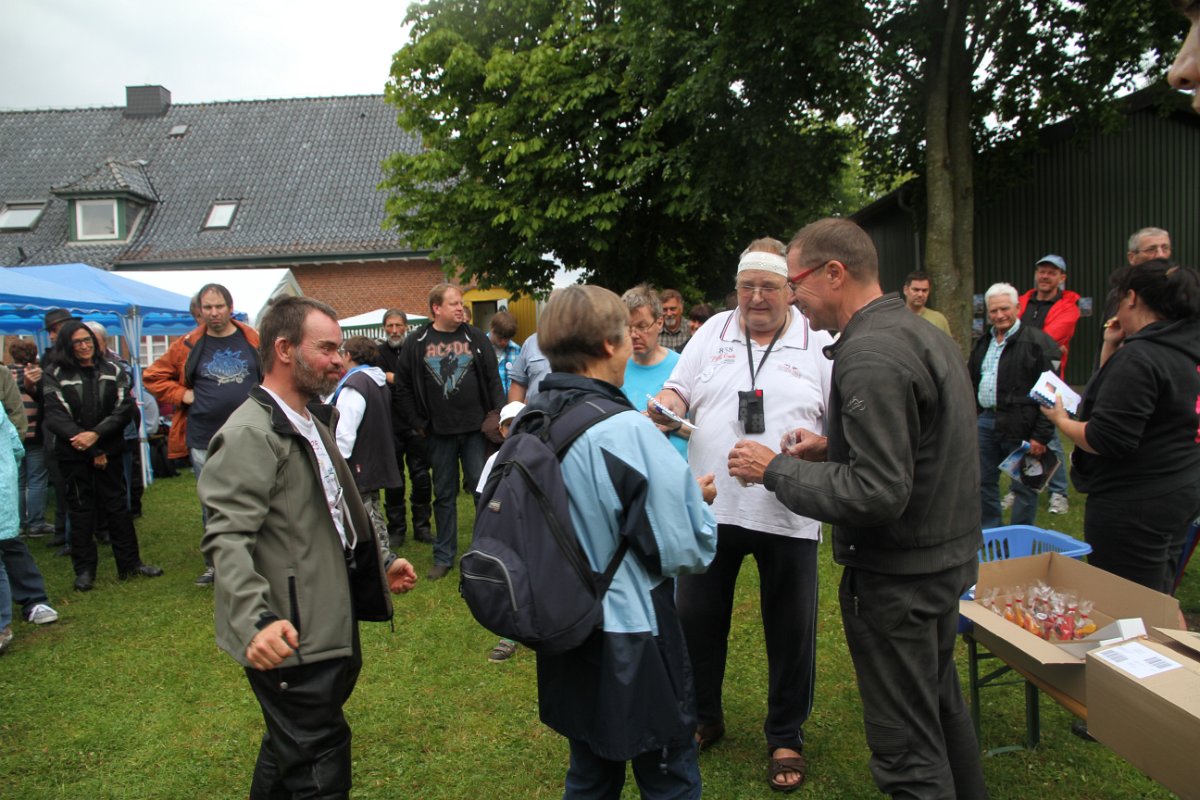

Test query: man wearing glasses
[648,238,832,792]
[1127,227,1172,266]
[728,218,986,799]
[620,284,688,459]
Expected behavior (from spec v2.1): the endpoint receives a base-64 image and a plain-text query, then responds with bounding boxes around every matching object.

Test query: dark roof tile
[0,94,423,268]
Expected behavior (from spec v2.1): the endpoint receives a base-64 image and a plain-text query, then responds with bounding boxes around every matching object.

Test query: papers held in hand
[1029,371,1081,415]
[999,441,1061,494]
[646,394,698,431]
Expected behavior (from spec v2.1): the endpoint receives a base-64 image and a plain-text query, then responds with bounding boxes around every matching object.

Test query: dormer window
[0,202,46,231]
[204,201,238,229]
[76,199,119,240]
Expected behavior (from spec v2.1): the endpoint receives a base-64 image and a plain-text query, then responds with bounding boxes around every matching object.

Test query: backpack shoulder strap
[546,397,633,593]
[546,397,629,459]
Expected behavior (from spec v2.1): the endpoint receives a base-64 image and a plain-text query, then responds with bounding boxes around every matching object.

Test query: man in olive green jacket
[199,296,417,799]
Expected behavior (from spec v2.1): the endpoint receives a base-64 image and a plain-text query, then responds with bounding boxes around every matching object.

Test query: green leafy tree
[383,0,867,296]
[859,0,1186,350]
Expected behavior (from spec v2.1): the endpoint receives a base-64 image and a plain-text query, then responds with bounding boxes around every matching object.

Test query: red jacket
[143,320,261,459]
[1017,289,1080,376]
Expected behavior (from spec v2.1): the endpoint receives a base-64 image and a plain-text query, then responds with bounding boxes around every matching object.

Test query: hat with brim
[43,308,80,331]
[499,401,526,426]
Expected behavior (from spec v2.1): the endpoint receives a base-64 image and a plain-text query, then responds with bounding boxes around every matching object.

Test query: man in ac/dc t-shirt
[143,284,261,585]
[395,284,503,581]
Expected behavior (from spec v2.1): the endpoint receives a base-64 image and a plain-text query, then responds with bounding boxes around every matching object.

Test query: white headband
[737,251,788,278]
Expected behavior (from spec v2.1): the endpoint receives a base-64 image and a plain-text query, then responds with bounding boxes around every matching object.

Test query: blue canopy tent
[1,264,199,487]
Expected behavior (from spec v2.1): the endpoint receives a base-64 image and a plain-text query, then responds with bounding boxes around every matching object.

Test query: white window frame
[75,198,119,240]
[0,202,47,231]
[204,201,238,229]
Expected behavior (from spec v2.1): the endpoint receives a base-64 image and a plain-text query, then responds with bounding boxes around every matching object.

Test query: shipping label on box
[1087,639,1200,800]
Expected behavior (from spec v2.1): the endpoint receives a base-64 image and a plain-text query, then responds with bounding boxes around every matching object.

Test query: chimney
[125,85,171,118]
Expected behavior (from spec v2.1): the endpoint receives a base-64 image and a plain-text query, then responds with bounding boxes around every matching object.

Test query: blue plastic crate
[978,525,1091,563]
[959,525,1091,634]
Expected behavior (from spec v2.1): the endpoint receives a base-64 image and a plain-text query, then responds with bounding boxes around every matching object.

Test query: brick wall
[290,258,449,318]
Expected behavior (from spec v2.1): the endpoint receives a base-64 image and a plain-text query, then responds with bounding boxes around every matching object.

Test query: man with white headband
[648,237,833,793]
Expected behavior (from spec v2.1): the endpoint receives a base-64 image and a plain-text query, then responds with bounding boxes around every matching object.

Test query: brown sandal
[694,721,725,751]
[768,750,806,793]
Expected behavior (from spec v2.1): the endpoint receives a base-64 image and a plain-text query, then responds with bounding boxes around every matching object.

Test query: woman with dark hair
[687,303,715,336]
[42,320,162,591]
[1043,260,1200,592]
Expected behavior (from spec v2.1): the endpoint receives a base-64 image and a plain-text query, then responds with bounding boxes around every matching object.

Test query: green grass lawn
[1,465,1194,799]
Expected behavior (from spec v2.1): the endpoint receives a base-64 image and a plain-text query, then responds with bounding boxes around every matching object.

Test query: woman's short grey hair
[539,285,629,374]
[984,282,1019,306]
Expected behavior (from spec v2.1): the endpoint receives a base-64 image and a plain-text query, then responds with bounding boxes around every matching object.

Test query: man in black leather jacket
[729,219,987,799]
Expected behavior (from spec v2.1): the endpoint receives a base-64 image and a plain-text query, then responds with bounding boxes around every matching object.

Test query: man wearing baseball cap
[1018,254,1079,515]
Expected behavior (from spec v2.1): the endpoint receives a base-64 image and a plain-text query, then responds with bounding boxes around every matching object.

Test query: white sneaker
[1048,493,1069,515]
[0,625,12,655]
[26,603,59,625]
[1000,492,1015,511]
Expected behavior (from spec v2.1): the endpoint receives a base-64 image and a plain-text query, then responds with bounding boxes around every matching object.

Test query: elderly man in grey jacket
[199,296,417,800]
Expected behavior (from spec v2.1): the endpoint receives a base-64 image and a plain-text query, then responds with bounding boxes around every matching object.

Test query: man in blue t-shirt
[620,284,688,460]
[144,284,261,585]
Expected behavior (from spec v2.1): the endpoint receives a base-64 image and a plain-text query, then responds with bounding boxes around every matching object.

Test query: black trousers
[839,560,987,800]
[1085,485,1200,594]
[676,525,817,752]
[245,628,363,800]
[383,429,432,537]
[61,456,142,576]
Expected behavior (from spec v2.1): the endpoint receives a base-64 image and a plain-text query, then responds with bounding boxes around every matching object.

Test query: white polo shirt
[664,307,833,539]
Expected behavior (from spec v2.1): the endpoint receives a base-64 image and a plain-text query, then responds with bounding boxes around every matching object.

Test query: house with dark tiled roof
[0,85,445,319]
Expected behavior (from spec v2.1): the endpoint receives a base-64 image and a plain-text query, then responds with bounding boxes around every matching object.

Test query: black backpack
[460,397,631,655]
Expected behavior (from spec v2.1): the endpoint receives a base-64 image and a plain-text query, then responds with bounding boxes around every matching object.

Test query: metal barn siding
[854,94,1198,387]
[974,105,1200,385]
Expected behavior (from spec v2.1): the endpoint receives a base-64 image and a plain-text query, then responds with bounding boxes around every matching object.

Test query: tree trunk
[922,0,974,357]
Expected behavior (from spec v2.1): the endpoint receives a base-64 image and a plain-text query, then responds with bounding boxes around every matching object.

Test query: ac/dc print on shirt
[423,337,477,399]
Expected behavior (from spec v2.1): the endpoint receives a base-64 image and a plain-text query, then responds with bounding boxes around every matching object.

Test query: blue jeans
[1046,431,1068,497]
[19,444,49,528]
[0,555,10,630]
[191,447,212,568]
[426,432,485,567]
[0,538,50,622]
[564,738,701,800]
[978,412,1037,528]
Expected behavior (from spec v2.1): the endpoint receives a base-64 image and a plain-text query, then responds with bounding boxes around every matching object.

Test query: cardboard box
[1087,638,1200,800]
[959,552,1180,705]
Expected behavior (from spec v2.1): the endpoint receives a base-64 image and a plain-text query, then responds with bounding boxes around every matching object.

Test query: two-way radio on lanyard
[738,320,785,434]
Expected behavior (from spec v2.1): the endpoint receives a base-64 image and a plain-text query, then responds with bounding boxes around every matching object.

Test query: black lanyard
[745,319,786,390]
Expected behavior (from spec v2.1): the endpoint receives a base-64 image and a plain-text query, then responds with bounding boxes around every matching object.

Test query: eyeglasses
[735,283,788,298]
[628,320,660,334]
[1133,243,1171,257]
[788,261,829,284]
[70,337,94,348]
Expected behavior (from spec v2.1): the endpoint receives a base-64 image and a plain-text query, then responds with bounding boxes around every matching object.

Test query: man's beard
[294,350,339,399]
[387,334,405,349]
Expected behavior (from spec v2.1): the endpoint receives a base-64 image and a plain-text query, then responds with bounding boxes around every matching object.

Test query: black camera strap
[745,318,787,390]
